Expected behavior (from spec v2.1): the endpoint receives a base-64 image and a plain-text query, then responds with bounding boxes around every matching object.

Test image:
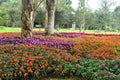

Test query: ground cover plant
[0,32,120,80]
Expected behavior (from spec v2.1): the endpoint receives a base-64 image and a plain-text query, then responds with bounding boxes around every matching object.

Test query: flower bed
[0,36,74,51]
[0,32,120,79]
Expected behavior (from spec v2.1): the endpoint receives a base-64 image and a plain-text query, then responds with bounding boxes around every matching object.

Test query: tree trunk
[80,0,85,32]
[72,23,76,30]
[21,0,44,38]
[21,0,33,38]
[45,0,56,35]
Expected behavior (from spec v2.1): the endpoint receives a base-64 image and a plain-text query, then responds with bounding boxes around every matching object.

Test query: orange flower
[2,73,6,77]
[7,74,11,77]
[24,73,28,77]
[29,61,33,66]
[3,65,6,68]
[0,69,2,72]
[19,71,22,74]
[28,68,33,73]
[62,70,66,74]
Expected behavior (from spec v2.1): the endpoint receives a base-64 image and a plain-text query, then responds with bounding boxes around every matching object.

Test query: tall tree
[76,0,86,32]
[80,0,85,32]
[45,0,56,35]
[21,0,43,38]
[55,0,72,30]
[114,6,120,31]
[99,0,115,31]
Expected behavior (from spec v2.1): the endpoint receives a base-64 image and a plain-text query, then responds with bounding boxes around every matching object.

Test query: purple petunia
[0,36,75,51]
[94,73,98,77]
[76,64,81,67]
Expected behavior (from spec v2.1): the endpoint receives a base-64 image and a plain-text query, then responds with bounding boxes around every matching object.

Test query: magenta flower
[114,64,119,69]
[108,72,111,75]
[76,64,81,67]
[94,73,98,77]
[104,75,108,78]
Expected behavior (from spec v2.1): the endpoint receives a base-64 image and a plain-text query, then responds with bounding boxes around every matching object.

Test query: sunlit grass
[0,26,120,34]
[0,26,21,32]
[55,28,120,34]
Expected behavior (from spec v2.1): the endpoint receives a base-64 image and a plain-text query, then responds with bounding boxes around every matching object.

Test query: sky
[71,0,120,11]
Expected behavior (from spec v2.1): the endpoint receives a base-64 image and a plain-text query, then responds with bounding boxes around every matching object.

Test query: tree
[94,9,106,30]
[1,0,21,27]
[75,0,86,32]
[80,0,85,32]
[45,0,56,35]
[114,6,120,31]
[21,0,43,38]
[55,0,72,30]
[0,8,10,26]
[99,0,115,31]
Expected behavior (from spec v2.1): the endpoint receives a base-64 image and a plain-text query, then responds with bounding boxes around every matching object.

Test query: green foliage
[0,54,15,79]
[114,6,120,30]
[0,0,21,27]
[62,59,120,80]
[0,9,10,26]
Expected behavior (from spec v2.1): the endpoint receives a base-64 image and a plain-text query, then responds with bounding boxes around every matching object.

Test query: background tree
[75,0,88,32]
[0,0,21,27]
[114,6,120,31]
[0,8,10,26]
[55,0,72,30]
[99,0,115,31]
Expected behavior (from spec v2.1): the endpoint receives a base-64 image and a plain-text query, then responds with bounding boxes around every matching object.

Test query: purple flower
[102,64,106,66]
[108,72,111,75]
[94,73,98,77]
[103,75,108,78]
[109,75,113,78]
[114,64,119,69]
[0,36,75,51]
[76,64,81,67]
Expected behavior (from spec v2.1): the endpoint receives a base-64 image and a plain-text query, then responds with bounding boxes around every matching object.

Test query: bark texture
[45,0,56,35]
[21,0,33,38]
[21,0,41,38]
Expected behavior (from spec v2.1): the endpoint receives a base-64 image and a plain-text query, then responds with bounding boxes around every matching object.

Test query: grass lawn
[55,28,120,34]
[0,26,120,34]
[0,26,21,32]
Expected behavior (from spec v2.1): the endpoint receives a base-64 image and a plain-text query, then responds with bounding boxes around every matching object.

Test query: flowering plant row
[0,32,120,79]
[0,36,74,51]
[0,45,120,79]
[0,45,77,79]
[68,36,120,60]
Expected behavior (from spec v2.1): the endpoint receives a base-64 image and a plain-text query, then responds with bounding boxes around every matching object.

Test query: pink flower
[104,75,108,78]
[110,75,113,78]
[95,73,98,77]
[114,64,118,69]
[108,72,111,75]
[76,64,81,67]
